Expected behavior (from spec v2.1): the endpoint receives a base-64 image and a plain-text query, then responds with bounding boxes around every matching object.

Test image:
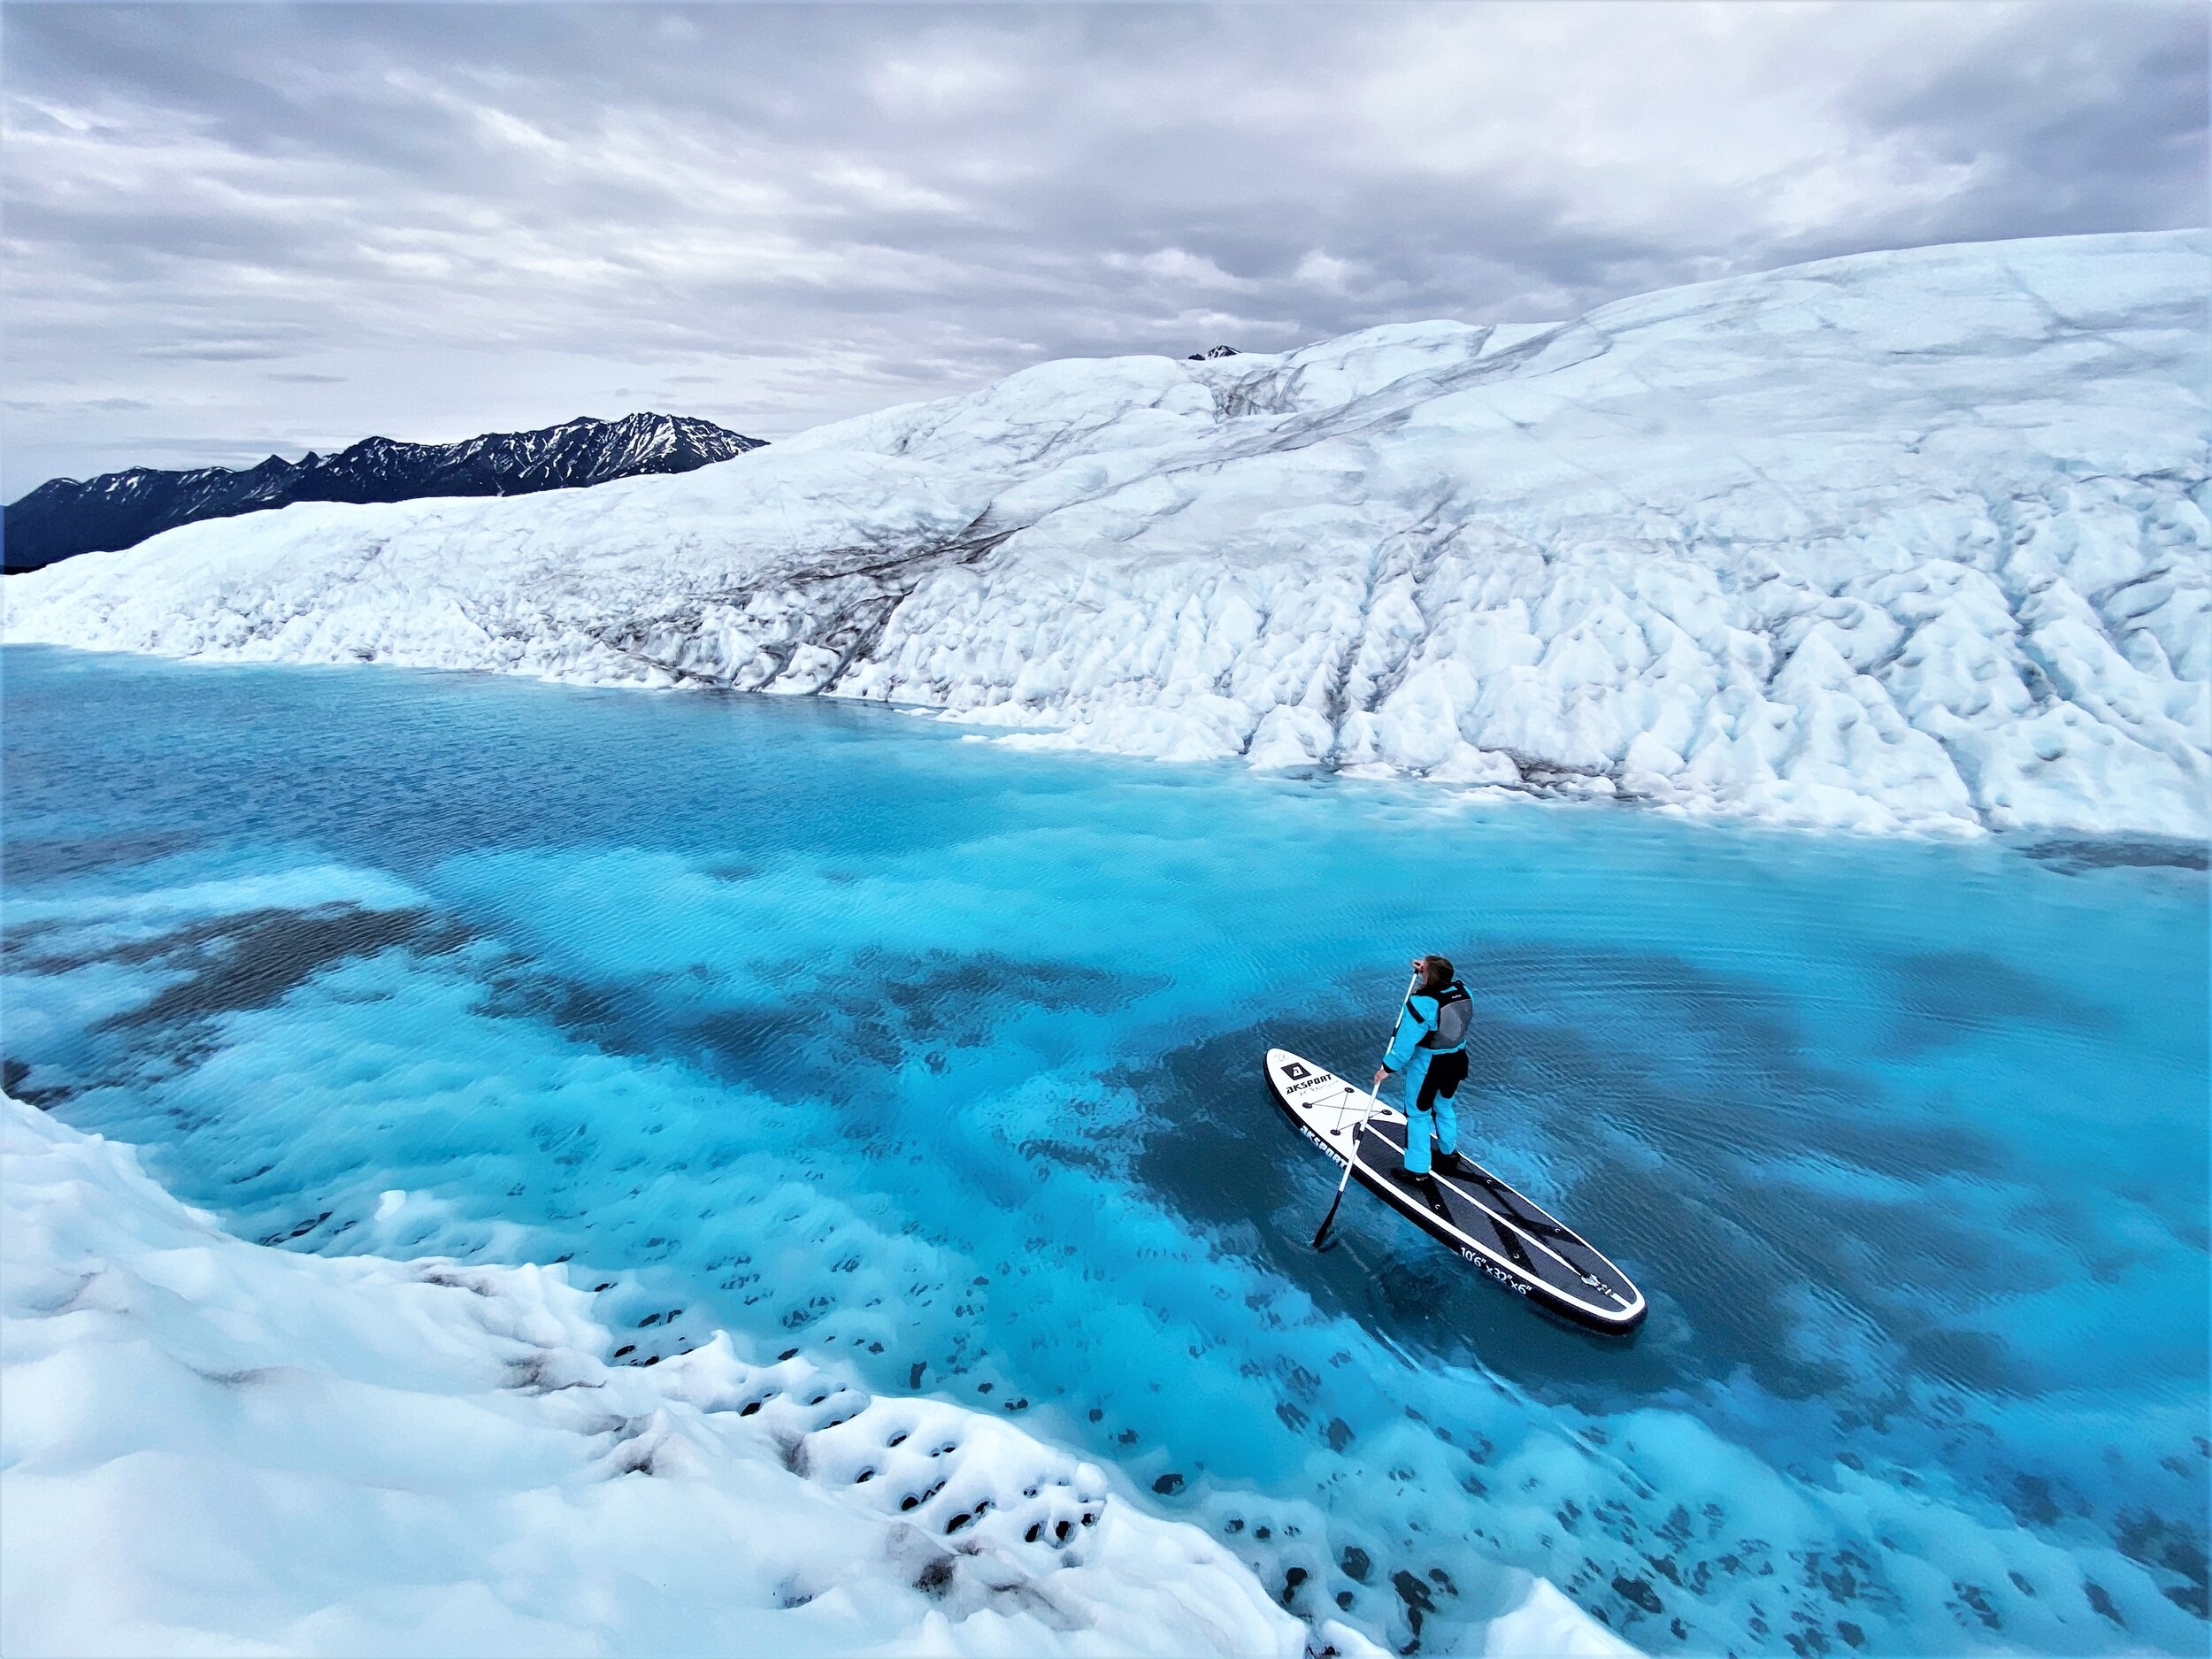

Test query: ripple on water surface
[4,644,2207,1655]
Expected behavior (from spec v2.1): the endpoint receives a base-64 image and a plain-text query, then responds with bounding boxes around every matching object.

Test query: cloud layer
[4,1,2204,495]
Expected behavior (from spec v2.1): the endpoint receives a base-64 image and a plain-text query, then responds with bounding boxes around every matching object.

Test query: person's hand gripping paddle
[1311,966,1421,1250]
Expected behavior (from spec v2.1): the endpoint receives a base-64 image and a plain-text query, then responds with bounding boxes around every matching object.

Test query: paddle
[1312,967,1419,1250]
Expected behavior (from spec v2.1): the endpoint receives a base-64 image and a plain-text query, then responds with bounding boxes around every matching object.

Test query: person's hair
[1418,954,1455,991]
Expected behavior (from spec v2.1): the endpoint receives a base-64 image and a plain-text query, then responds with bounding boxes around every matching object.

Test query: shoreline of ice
[0,1093,1634,1657]
[7,230,2208,841]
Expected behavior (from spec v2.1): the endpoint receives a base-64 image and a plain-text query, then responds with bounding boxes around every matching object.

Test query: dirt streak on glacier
[7,230,2207,841]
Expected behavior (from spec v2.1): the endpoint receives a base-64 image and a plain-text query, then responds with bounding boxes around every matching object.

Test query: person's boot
[1391,1164,1452,1217]
[1435,1148,1480,1181]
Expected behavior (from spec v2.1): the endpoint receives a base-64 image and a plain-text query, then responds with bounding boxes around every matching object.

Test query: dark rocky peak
[4,413,767,572]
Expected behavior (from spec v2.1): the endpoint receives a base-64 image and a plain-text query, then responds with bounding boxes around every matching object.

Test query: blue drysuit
[1381,985,1470,1175]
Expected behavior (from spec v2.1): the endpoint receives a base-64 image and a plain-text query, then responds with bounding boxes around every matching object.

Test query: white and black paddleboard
[1265,1048,1647,1333]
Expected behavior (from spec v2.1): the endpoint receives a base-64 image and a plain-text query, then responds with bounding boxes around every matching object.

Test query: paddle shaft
[1312,968,1420,1249]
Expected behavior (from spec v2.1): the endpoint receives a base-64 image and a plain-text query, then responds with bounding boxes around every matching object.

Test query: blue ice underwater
[4,645,2207,1655]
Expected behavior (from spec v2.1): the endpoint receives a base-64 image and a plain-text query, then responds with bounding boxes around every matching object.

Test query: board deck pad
[1265,1047,1646,1332]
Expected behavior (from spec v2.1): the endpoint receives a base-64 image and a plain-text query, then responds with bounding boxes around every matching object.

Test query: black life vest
[1413,979,1472,1050]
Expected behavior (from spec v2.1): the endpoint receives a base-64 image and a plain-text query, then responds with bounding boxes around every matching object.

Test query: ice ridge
[1,1094,1637,1657]
[6,231,2206,840]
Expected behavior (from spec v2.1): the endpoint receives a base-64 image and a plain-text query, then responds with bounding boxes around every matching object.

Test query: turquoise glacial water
[4,642,2206,1655]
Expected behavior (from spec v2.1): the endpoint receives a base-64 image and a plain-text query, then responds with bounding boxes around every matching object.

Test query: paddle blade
[1310,1187,1348,1249]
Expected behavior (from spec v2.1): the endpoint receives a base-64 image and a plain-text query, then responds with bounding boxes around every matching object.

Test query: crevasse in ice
[7,231,2207,839]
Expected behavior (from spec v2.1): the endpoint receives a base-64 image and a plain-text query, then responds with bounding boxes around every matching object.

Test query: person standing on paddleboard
[1371,954,1473,1185]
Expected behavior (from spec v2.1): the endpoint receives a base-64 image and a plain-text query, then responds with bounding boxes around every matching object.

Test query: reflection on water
[5,644,2207,1655]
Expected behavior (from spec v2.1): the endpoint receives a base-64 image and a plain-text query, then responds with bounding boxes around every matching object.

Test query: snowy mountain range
[7,232,2206,841]
[2,412,765,572]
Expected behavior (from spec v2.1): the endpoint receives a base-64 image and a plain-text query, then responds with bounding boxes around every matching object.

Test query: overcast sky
[4,1,2204,496]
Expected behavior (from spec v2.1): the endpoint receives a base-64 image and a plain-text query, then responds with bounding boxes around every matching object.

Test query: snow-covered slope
[8,233,2207,838]
[0,1097,1258,1655]
[0,1095,1631,1658]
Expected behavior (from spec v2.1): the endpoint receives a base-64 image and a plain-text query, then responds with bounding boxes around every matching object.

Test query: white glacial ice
[7,231,2207,839]
[0,1096,1632,1658]
[1,1094,1442,1656]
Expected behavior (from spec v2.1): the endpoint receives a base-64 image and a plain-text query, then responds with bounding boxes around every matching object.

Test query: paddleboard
[1265,1047,1647,1333]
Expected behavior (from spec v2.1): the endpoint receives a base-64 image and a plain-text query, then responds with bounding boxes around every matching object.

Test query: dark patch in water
[0,1055,71,1110]
[1885,949,2114,1053]
[872,950,1140,1030]
[1392,1568,1437,1644]
[1613,1573,1665,1615]
[2008,1473,2064,1528]
[472,955,826,1106]
[0,917,77,966]
[2115,1507,2210,1618]
[681,1002,861,1099]
[824,949,1167,1073]
[2084,1579,2125,1626]
[1012,1135,1113,1176]
[2,828,204,884]
[1897,1325,2015,1394]
[2024,837,2208,874]
[91,905,456,1033]
[475,966,637,1046]
[481,947,1158,1122]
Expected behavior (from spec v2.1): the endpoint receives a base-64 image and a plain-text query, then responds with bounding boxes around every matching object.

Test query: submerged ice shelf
[7,231,2208,841]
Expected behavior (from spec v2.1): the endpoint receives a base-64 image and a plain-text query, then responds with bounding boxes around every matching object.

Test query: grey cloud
[1812,3,2207,252]
[139,341,301,362]
[6,396,157,415]
[4,2,2203,496]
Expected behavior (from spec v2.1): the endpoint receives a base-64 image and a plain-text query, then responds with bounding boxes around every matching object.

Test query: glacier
[7,644,2206,1656]
[5,230,2207,840]
[4,1090,1642,1657]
